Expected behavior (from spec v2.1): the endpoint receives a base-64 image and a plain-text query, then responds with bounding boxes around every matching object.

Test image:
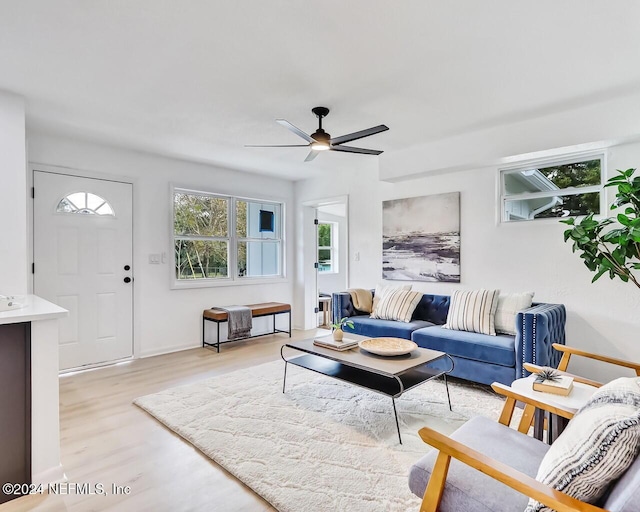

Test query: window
[317,222,337,273]
[173,188,283,283]
[500,156,603,222]
[56,192,115,216]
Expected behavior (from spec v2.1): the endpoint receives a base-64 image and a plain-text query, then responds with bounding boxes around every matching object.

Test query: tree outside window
[318,222,337,273]
[173,189,283,283]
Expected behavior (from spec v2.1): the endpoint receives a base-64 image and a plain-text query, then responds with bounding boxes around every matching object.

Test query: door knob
[124,277,132,283]
[124,265,131,271]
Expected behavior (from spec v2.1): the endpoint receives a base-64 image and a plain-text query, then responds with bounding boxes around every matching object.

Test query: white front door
[33,171,133,370]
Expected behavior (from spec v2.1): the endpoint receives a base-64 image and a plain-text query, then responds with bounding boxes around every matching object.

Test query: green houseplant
[561,168,640,290]
[331,317,355,342]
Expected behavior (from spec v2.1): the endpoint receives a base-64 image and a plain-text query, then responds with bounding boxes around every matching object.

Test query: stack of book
[313,336,359,351]
[532,374,574,396]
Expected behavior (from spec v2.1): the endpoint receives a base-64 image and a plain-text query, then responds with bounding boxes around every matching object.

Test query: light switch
[355,251,360,262]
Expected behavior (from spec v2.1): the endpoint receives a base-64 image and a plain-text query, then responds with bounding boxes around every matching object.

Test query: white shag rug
[134,360,507,512]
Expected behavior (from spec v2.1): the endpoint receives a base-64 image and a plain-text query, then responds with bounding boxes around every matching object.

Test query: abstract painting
[382,192,460,282]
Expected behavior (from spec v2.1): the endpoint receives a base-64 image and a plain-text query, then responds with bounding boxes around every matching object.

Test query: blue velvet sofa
[332,291,566,386]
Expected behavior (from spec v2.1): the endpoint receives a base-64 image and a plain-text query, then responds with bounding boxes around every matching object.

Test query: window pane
[236,200,280,239]
[67,192,86,209]
[318,224,332,247]
[174,193,228,237]
[175,240,228,279]
[56,193,115,216]
[318,249,332,273]
[237,241,280,277]
[504,159,601,195]
[504,192,600,221]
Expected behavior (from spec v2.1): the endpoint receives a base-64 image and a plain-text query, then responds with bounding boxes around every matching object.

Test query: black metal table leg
[392,398,402,444]
[288,311,291,337]
[443,374,452,411]
[282,362,288,393]
[202,317,205,347]
[533,409,545,441]
[216,321,220,353]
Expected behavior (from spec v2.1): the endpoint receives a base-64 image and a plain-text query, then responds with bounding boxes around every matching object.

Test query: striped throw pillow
[526,377,640,512]
[443,289,500,336]
[370,289,423,323]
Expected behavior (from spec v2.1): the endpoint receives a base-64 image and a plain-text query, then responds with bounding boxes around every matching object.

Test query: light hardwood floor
[2,329,324,512]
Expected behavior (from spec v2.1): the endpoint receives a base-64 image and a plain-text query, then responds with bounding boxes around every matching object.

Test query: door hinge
[32,263,35,274]
[31,187,35,198]
[314,307,319,313]
[314,219,319,225]
[314,262,319,269]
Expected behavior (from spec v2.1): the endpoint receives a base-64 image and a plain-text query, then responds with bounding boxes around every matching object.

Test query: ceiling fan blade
[330,145,383,155]
[276,119,315,143]
[245,144,309,148]
[330,124,389,146]
[304,150,319,162]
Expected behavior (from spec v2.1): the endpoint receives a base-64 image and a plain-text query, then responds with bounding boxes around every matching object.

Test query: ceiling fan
[246,107,389,162]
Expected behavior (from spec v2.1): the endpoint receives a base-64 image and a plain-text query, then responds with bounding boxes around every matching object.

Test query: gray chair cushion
[409,416,549,512]
[603,451,640,512]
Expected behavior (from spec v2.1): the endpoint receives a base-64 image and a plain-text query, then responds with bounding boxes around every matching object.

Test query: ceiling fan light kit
[246,107,389,162]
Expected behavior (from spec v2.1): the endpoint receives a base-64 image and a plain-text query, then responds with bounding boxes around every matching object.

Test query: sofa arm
[331,290,374,326]
[515,303,566,380]
[332,292,356,325]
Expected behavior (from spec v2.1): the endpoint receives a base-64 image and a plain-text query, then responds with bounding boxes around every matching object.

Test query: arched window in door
[56,192,115,216]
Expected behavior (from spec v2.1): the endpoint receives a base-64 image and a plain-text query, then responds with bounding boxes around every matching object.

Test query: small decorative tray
[359,337,418,356]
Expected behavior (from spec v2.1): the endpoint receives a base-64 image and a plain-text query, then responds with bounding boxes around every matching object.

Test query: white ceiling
[2,1,640,180]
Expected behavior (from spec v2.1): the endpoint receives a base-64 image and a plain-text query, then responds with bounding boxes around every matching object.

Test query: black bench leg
[288,311,291,337]
[202,317,205,347]
[217,321,220,353]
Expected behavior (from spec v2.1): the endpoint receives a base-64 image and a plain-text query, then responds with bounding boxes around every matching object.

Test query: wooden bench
[202,302,291,352]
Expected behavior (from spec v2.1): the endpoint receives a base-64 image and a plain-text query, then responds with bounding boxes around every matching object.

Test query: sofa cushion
[370,289,423,322]
[345,316,433,340]
[372,283,412,315]
[526,377,640,512]
[444,289,500,336]
[412,326,516,368]
[495,292,534,335]
[409,415,549,512]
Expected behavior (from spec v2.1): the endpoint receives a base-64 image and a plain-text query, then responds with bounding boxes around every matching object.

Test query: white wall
[27,132,295,357]
[295,143,640,383]
[317,210,347,295]
[380,90,640,181]
[0,91,28,295]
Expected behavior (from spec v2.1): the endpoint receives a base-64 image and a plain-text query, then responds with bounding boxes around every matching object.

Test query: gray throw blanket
[219,305,252,340]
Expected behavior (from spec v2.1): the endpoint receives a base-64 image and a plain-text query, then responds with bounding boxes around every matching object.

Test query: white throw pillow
[371,283,412,317]
[370,289,423,323]
[443,289,500,336]
[525,377,640,512]
[494,292,534,335]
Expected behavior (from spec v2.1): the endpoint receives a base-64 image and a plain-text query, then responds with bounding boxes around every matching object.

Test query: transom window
[318,222,337,273]
[500,155,603,222]
[173,188,283,283]
[56,192,115,216]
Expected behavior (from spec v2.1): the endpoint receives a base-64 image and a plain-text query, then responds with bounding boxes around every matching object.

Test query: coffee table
[280,335,454,444]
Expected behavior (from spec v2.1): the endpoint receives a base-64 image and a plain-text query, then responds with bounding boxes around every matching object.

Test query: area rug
[134,360,507,512]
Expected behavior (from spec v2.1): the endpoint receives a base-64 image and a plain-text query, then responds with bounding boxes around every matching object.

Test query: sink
[0,296,25,312]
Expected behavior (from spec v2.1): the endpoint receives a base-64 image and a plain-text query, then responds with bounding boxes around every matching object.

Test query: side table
[511,374,597,443]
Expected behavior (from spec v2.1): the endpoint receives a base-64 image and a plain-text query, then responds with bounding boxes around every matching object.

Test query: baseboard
[32,463,66,486]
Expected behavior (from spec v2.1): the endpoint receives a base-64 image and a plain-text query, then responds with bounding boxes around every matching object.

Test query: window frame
[171,185,286,289]
[317,221,338,274]
[499,153,605,223]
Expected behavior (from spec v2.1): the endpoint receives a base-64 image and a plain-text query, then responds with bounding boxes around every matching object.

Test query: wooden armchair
[410,383,621,512]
